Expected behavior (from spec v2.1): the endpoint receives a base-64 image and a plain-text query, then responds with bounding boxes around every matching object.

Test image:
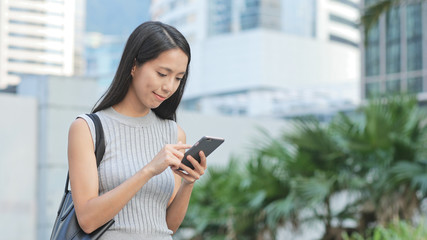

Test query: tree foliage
[181,95,427,239]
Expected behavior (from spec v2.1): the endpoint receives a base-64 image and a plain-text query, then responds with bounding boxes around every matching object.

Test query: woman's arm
[68,118,190,233]
[166,125,207,233]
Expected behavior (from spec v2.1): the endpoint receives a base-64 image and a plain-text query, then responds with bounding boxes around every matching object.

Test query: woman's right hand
[144,143,191,177]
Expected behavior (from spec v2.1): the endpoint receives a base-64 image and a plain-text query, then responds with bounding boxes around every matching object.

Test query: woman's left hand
[173,151,207,184]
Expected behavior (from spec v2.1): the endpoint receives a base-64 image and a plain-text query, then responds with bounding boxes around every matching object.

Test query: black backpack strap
[63,113,106,193]
[86,113,106,167]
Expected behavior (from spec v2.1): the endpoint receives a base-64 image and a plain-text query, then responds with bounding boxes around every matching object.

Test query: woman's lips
[153,92,166,101]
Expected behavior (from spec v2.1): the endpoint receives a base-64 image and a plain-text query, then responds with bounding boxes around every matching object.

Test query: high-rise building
[0,0,84,89]
[74,0,86,76]
[151,0,361,118]
[361,0,426,99]
[84,0,151,95]
[85,32,127,95]
[151,0,359,45]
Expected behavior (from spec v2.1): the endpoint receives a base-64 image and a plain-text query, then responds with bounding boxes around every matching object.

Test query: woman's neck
[113,89,150,117]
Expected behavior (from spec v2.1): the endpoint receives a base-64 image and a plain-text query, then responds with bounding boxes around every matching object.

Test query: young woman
[67,21,206,239]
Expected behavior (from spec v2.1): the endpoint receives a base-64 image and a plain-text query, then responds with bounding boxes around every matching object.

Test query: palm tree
[181,160,244,239]
[258,94,427,238]
[181,94,427,240]
[181,129,303,239]
[279,118,364,240]
[182,154,295,240]
[332,95,427,230]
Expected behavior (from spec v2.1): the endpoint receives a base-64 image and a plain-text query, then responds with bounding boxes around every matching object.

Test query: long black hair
[92,21,191,121]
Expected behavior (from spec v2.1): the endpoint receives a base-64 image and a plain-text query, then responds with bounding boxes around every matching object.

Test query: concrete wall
[0,93,37,240]
[18,75,99,240]
[1,75,288,240]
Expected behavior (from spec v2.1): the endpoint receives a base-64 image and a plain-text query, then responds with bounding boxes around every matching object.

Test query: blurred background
[0,0,426,239]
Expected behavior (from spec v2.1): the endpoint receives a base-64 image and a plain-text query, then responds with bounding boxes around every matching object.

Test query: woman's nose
[162,77,174,93]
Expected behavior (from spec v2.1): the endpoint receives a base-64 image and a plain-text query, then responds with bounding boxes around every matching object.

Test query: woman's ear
[131,65,136,77]
[131,58,137,77]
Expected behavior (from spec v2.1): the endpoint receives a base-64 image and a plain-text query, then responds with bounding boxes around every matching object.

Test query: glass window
[259,0,281,30]
[208,0,232,35]
[386,7,401,74]
[365,22,380,76]
[407,77,423,93]
[330,34,359,48]
[386,79,400,94]
[365,82,381,98]
[406,3,423,71]
[281,0,316,38]
[331,0,359,9]
[329,14,358,29]
[240,0,260,30]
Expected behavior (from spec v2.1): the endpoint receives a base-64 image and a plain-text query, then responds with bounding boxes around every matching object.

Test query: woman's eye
[157,72,167,77]
[176,77,183,81]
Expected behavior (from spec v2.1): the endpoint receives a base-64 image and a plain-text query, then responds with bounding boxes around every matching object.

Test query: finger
[185,154,205,176]
[176,141,187,154]
[188,154,204,171]
[173,169,196,183]
[177,162,196,177]
[170,148,185,160]
[173,168,188,177]
[181,155,201,179]
[166,152,183,169]
[199,151,207,169]
[172,144,192,150]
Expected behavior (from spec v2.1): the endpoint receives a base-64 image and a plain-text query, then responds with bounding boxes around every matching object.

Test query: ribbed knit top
[78,107,177,240]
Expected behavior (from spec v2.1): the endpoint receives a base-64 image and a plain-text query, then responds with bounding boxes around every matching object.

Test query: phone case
[181,136,225,170]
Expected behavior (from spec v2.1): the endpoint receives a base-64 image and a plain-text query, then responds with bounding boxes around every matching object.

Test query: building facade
[0,0,84,89]
[83,0,151,95]
[362,0,427,99]
[151,0,361,119]
[151,0,360,46]
[84,32,126,95]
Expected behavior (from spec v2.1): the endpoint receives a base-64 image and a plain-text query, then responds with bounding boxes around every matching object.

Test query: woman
[68,21,205,239]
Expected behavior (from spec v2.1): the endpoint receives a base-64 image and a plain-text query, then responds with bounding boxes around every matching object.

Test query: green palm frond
[250,126,291,159]
[331,112,372,153]
[332,95,421,155]
[390,161,427,194]
[264,196,298,229]
[286,118,329,151]
[285,118,350,175]
[293,175,335,206]
[244,156,290,198]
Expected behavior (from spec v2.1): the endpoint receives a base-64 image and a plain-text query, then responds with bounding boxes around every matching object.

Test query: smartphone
[180,136,225,170]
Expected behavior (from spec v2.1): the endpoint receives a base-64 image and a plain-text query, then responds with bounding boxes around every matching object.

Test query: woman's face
[131,48,188,110]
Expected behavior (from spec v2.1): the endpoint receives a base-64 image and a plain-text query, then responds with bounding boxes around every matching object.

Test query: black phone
[180,136,225,170]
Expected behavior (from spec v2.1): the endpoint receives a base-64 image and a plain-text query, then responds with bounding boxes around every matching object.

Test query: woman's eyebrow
[159,66,185,75]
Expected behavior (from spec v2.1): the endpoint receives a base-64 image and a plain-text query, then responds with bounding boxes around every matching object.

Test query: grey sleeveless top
[78,107,177,240]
